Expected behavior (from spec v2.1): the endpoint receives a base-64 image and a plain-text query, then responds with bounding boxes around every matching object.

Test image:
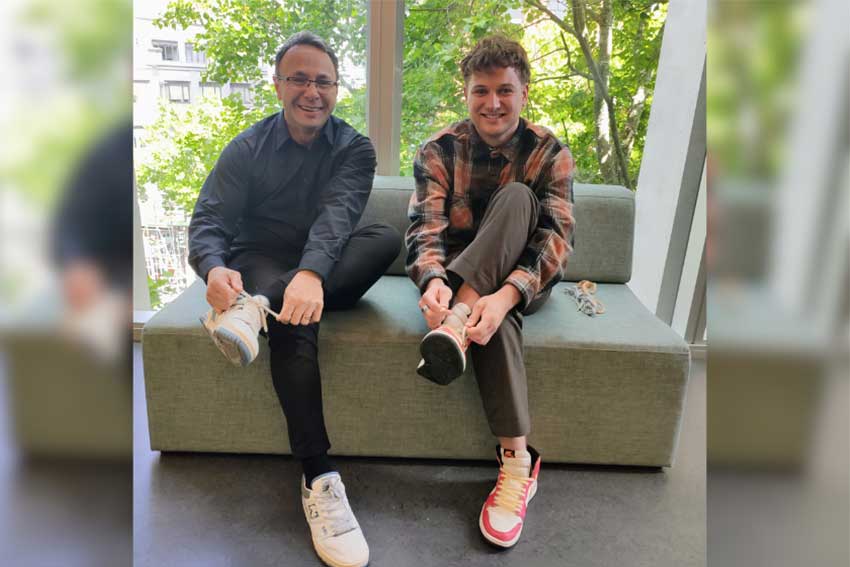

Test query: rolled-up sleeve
[188,139,250,282]
[405,142,452,292]
[297,136,377,281]
[503,146,576,310]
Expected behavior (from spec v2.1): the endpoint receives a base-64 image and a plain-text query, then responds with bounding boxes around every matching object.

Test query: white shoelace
[235,291,279,333]
[314,482,358,537]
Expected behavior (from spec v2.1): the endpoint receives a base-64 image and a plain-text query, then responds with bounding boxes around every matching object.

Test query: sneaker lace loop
[236,291,279,334]
[492,471,531,514]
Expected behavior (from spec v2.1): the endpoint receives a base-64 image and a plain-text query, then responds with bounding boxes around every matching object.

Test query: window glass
[400,0,667,188]
[185,42,207,65]
[160,81,190,103]
[136,0,368,308]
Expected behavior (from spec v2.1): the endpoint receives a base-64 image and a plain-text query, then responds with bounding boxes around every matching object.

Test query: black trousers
[229,223,401,459]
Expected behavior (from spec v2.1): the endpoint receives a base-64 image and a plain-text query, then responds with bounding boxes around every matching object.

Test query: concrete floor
[134,345,705,567]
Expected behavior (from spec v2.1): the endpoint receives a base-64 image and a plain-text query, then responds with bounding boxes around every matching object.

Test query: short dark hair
[460,35,531,85]
[274,31,339,79]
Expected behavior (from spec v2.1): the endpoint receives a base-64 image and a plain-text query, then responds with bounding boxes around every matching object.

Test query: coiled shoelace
[565,280,606,316]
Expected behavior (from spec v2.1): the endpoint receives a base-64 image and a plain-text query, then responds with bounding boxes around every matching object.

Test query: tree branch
[529,47,566,64]
[523,0,578,36]
[525,0,633,187]
[569,0,631,187]
[532,73,585,83]
[559,31,592,81]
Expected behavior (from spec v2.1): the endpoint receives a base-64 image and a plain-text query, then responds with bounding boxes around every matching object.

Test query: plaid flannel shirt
[405,118,576,310]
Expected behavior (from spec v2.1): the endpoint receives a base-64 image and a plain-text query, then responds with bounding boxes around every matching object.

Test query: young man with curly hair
[405,35,576,548]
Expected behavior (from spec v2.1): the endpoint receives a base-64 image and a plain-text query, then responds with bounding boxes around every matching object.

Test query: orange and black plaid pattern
[405,118,576,309]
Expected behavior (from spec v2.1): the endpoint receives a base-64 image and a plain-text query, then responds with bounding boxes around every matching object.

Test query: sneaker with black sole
[416,302,472,385]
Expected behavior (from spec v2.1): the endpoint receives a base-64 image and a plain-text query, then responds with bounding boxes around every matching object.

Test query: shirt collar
[275,111,335,150]
[469,118,525,162]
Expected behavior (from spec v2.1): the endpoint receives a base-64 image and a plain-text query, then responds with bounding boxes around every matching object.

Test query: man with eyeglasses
[406,35,575,549]
[188,31,399,567]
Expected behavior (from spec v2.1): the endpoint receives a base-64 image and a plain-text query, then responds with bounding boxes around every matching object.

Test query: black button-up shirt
[188,111,377,282]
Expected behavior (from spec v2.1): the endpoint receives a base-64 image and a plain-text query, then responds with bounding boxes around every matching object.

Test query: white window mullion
[367,0,404,176]
[629,0,706,324]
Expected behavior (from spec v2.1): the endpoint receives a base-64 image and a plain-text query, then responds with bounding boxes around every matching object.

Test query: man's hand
[278,270,324,325]
[466,285,521,345]
[419,278,452,329]
[206,266,243,313]
[62,260,105,311]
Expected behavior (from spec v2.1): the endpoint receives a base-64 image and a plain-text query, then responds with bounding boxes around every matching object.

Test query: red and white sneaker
[416,302,472,385]
[479,446,541,548]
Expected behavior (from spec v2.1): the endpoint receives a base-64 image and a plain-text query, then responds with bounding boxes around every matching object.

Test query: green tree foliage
[1,0,131,208]
[137,0,667,217]
[708,3,804,179]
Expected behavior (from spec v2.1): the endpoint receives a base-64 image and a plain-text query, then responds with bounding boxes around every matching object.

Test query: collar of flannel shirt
[469,118,527,163]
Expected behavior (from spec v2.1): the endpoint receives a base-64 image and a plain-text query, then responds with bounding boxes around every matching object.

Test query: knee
[495,182,536,207]
[367,222,403,262]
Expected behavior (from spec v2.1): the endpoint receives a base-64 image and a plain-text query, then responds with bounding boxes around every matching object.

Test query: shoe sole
[199,316,240,366]
[418,329,465,385]
[213,326,255,367]
[313,537,369,567]
[479,480,538,548]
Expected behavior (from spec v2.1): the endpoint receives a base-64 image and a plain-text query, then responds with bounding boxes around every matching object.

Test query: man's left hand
[278,270,324,325]
[466,285,521,345]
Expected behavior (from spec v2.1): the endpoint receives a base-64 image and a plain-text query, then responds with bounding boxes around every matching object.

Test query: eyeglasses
[274,75,338,92]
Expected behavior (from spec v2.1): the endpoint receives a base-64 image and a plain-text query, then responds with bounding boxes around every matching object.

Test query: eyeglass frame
[274,74,339,91]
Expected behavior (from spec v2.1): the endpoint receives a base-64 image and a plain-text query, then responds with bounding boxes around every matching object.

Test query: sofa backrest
[357,175,633,284]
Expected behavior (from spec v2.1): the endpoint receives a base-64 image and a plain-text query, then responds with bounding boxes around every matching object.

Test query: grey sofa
[142,176,690,466]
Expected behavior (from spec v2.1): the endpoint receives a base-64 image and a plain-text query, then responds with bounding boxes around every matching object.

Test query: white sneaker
[200,292,273,367]
[302,473,369,567]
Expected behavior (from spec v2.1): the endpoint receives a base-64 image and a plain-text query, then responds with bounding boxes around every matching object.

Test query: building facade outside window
[160,81,191,103]
[152,40,179,62]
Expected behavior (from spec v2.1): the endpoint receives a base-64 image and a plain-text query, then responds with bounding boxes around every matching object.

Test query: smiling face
[274,44,338,145]
[465,65,528,148]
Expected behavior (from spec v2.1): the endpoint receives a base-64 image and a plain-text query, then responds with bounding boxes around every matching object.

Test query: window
[200,82,221,99]
[133,127,146,149]
[228,83,253,105]
[400,1,667,184]
[152,40,179,62]
[160,81,190,103]
[185,42,207,65]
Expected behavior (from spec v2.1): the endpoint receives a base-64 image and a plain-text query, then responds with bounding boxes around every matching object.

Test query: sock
[500,446,532,478]
[302,453,335,487]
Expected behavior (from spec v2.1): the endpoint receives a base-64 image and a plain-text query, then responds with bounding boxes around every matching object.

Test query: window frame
[160,80,191,103]
[152,40,179,62]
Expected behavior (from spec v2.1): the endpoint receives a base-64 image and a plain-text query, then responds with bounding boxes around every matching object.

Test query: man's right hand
[206,266,243,313]
[419,278,452,329]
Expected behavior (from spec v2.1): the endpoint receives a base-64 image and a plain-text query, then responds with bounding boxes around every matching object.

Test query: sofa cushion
[142,276,689,465]
[359,176,634,284]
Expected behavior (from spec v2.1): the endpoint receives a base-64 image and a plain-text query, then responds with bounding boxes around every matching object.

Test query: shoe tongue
[444,303,471,330]
[311,472,341,492]
[501,448,531,477]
